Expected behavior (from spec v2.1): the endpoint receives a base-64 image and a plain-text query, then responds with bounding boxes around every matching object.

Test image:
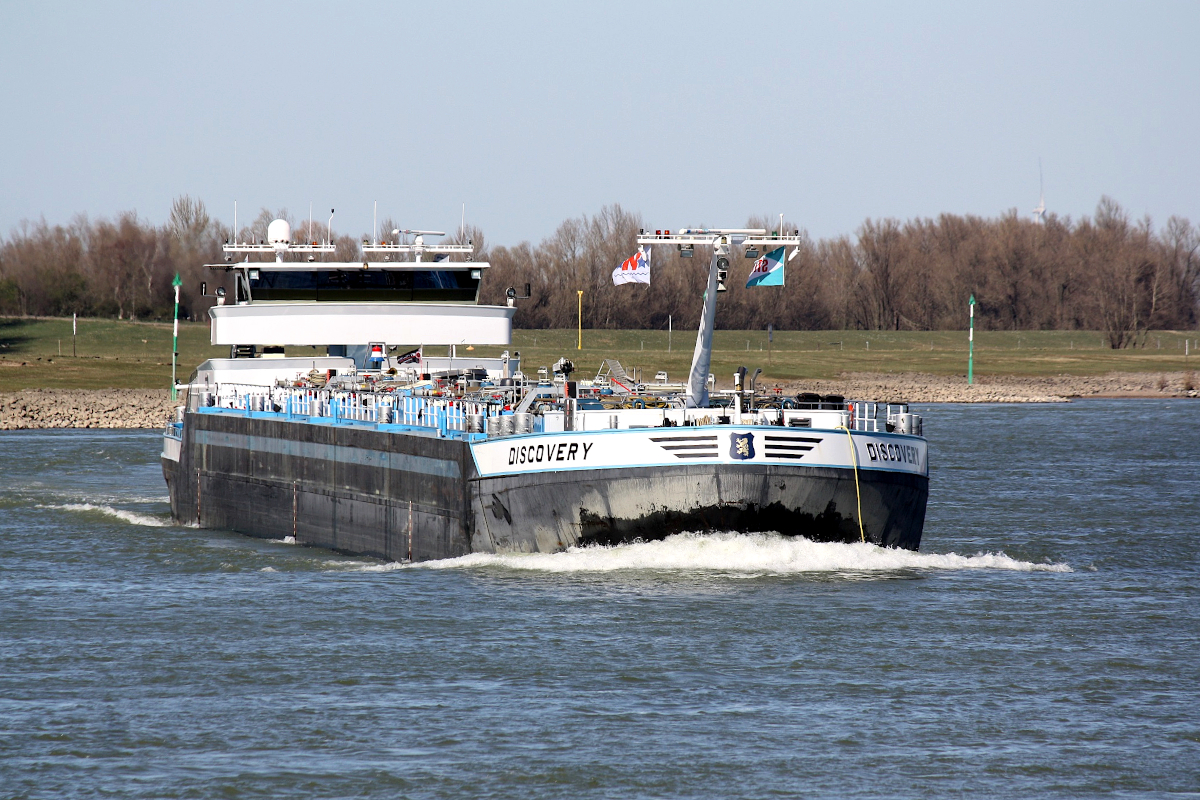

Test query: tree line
[2,196,1197,348]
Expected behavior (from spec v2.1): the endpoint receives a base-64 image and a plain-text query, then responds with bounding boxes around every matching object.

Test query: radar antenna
[364,229,473,263]
[223,217,336,262]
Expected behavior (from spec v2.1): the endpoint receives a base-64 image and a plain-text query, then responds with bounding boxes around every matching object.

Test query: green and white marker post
[964,293,974,383]
[171,273,182,400]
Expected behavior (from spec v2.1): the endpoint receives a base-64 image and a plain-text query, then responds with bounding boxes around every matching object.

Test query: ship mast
[636,228,803,407]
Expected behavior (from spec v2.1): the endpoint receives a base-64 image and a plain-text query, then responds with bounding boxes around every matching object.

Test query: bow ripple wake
[405,532,1071,574]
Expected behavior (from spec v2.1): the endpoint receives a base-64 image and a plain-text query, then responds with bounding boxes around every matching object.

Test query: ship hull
[163,410,928,560]
[162,411,475,562]
[473,464,926,552]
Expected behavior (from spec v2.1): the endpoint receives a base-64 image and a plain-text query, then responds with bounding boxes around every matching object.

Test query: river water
[1,399,1197,798]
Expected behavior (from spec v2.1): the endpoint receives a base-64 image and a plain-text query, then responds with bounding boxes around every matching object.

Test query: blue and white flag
[746,246,785,287]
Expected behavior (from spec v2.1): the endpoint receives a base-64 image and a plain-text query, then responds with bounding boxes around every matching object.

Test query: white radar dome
[267,219,291,248]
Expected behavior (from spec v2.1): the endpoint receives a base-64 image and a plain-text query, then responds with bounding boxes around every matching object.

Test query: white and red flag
[612,246,651,285]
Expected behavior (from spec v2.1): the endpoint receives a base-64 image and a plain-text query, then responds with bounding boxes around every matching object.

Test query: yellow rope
[836,426,866,543]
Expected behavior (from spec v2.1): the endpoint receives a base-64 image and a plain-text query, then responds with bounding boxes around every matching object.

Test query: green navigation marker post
[171,273,182,400]
[968,293,976,385]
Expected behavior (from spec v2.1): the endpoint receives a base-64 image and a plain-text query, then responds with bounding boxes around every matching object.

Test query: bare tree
[854,219,906,330]
[2,197,1198,338]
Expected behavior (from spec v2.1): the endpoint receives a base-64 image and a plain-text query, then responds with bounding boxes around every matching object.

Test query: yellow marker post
[577,290,583,350]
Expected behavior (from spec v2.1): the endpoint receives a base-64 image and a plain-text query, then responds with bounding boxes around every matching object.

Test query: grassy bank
[0,317,226,391]
[1,317,1197,391]
[477,329,1200,387]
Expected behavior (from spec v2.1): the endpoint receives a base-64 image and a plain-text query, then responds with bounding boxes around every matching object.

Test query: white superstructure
[197,218,515,383]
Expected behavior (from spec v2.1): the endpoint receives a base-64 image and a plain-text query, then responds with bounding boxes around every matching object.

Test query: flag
[746,246,785,287]
[394,347,422,364]
[612,246,651,285]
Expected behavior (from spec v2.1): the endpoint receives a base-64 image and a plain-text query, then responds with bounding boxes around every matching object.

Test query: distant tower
[1032,159,1047,224]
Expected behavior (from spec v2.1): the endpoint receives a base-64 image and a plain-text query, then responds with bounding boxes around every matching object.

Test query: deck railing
[181,384,916,440]
[187,383,497,438]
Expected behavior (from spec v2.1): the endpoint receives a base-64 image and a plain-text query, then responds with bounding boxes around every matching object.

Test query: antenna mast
[1033,158,1047,224]
[637,227,803,406]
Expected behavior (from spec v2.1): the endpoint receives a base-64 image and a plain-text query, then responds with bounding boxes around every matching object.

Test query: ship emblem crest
[729,432,755,460]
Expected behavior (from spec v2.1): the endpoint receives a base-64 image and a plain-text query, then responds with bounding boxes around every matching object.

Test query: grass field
[0,317,227,391]
[1,317,1197,391]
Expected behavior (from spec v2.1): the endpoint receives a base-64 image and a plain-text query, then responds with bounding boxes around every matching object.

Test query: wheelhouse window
[247,269,480,302]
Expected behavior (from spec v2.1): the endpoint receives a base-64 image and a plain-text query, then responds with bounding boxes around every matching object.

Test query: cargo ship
[162,220,928,561]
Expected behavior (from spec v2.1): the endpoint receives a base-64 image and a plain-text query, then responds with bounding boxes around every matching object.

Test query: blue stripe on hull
[193,429,461,478]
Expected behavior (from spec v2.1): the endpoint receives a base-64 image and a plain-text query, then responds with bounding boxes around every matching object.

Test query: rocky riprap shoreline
[778,371,1199,404]
[0,389,175,430]
[0,373,1196,429]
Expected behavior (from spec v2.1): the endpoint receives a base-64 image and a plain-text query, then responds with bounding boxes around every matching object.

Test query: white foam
[413,532,1072,575]
[53,503,170,527]
[332,560,407,572]
[126,495,171,504]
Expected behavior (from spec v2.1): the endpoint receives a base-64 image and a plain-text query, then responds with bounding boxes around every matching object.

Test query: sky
[2,0,1198,246]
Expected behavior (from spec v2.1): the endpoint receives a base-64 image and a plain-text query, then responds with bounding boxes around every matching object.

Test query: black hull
[164,412,928,560]
[474,465,926,552]
[163,412,475,562]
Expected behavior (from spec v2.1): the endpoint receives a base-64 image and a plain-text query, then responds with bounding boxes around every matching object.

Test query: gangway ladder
[596,359,634,394]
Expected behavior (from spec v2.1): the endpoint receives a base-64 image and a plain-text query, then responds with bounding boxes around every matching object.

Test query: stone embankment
[0,389,175,430]
[0,372,1196,429]
[779,371,1200,403]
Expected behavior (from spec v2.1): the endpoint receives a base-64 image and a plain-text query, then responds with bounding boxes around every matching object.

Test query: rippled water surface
[2,400,1198,798]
